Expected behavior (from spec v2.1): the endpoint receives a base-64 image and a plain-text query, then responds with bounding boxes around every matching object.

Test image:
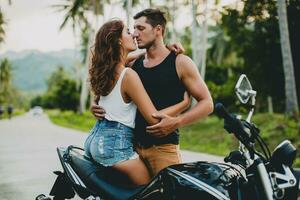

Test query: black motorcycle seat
[69,149,145,200]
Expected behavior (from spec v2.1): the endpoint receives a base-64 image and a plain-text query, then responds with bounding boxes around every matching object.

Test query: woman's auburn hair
[89,19,124,96]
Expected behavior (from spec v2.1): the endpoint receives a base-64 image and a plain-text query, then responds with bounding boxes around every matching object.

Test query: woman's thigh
[113,157,150,185]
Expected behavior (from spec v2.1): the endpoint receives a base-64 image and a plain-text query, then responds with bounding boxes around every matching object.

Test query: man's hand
[166,42,185,55]
[90,102,106,120]
[146,113,181,137]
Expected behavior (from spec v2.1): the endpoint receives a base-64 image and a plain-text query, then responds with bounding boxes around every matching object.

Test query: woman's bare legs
[113,157,151,186]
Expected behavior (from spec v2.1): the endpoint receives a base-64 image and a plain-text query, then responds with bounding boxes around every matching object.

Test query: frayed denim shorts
[84,119,139,167]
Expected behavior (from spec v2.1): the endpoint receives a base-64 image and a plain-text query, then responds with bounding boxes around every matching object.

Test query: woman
[84,19,189,186]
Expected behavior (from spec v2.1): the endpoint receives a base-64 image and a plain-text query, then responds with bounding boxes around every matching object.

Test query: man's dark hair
[134,8,167,35]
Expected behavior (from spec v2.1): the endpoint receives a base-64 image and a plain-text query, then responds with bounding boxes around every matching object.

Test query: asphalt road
[0,113,222,200]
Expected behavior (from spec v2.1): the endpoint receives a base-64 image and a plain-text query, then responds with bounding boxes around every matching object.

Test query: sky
[1,0,78,53]
[0,0,143,53]
[0,0,238,54]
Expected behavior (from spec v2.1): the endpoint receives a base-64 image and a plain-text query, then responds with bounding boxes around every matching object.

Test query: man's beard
[138,40,155,50]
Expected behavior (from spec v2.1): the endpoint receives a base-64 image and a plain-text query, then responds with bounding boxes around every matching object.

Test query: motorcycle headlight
[270,140,296,168]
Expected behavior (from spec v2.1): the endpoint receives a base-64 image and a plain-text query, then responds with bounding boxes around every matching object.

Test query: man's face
[133,16,157,49]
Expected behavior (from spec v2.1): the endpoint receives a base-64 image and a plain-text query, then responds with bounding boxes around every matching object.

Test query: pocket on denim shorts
[115,133,133,150]
[94,133,116,159]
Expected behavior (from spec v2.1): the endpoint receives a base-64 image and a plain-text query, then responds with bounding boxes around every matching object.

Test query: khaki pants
[135,144,182,177]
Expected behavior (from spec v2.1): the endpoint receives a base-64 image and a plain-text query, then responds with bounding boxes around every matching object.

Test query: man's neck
[145,40,170,60]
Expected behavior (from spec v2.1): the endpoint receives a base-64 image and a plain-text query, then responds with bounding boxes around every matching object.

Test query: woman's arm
[123,68,160,125]
[125,50,146,67]
[158,92,190,116]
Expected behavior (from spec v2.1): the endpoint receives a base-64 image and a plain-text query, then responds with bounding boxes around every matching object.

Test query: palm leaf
[0,9,6,44]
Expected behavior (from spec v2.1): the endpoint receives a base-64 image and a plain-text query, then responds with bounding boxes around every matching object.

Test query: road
[0,113,222,200]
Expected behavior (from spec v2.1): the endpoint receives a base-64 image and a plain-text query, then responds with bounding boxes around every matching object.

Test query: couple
[84,9,213,186]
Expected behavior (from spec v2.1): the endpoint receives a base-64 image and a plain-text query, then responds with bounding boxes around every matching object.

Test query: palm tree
[169,0,178,42]
[0,0,12,44]
[191,0,201,72]
[199,0,208,79]
[125,0,133,27]
[276,0,299,115]
[0,8,5,44]
[0,58,13,104]
[123,0,139,29]
[54,0,107,113]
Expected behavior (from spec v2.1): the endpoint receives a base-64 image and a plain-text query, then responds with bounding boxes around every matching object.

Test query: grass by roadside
[47,109,96,132]
[0,109,26,120]
[47,110,300,167]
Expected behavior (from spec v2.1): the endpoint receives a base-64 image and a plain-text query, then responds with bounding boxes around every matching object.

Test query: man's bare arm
[146,55,213,136]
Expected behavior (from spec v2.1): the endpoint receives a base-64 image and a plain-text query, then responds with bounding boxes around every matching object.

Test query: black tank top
[132,51,186,147]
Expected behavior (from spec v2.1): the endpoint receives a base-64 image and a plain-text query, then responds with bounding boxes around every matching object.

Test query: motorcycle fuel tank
[157,161,240,200]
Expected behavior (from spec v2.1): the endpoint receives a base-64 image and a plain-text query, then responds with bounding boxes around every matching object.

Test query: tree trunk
[171,0,177,42]
[267,96,274,114]
[79,31,94,114]
[277,0,299,115]
[191,0,201,71]
[126,0,132,28]
[199,0,207,79]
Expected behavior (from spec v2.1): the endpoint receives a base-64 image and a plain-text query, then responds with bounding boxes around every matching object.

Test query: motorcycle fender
[49,171,75,199]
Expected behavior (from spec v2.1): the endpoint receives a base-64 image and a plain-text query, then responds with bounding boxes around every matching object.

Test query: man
[91,8,213,177]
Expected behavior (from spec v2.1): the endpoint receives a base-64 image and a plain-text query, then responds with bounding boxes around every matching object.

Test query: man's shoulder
[175,54,196,72]
[175,54,193,65]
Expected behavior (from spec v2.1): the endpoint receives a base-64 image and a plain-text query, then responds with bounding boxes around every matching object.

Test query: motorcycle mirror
[235,74,254,104]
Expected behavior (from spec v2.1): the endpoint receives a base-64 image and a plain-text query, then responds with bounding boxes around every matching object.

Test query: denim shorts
[84,119,139,167]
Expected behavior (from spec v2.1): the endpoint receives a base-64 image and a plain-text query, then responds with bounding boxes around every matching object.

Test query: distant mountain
[0,49,82,93]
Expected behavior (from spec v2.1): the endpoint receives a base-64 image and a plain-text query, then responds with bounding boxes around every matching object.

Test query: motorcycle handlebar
[215,103,253,150]
[215,103,233,122]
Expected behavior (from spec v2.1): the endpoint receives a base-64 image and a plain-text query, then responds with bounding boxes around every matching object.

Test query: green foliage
[180,113,300,167]
[0,108,26,120]
[180,116,238,156]
[0,58,30,109]
[31,67,80,111]
[0,58,18,105]
[216,0,300,112]
[0,8,5,44]
[47,109,95,132]
[206,67,239,109]
[47,110,300,167]
[0,58,12,103]
[180,27,192,58]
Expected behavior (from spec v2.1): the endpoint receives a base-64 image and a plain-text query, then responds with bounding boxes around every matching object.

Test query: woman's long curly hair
[89,20,124,96]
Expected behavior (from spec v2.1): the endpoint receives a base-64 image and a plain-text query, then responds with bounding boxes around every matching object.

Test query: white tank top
[98,68,137,128]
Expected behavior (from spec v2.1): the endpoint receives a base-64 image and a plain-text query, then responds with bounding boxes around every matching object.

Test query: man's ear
[155,25,163,35]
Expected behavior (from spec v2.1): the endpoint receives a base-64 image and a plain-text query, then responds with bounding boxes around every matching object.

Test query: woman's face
[121,25,137,52]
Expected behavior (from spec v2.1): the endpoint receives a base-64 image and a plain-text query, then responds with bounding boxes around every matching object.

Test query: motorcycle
[37,74,300,200]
